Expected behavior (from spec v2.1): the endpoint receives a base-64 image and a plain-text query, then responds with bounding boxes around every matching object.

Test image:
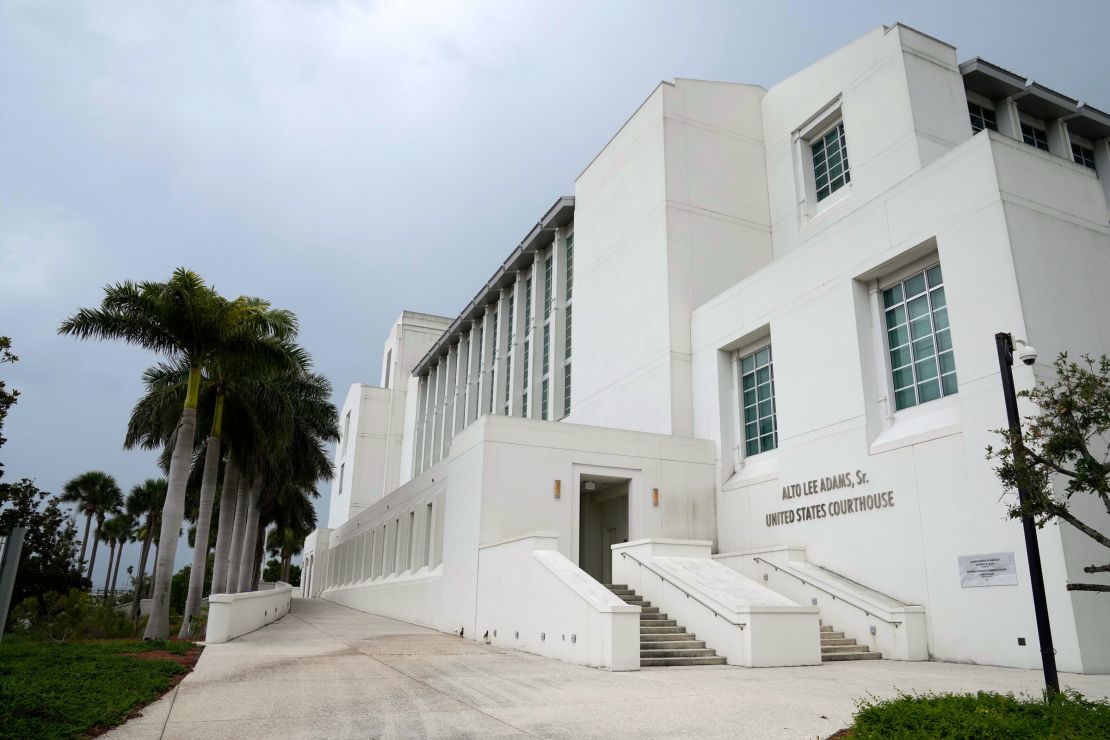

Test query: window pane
[912,336,935,361]
[929,287,946,310]
[883,285,903,307]
[892,367,915,390]
[743,388,756,407]
[890,346,912,369]
[737,344,778,456]
[915,358,939,381]
[885,306,906,327]
[742,356,755,374]
[918,379,941,403]
[755,347,770,366]
[939,350,956,375]
[909,316,932,341]
[888,325,909,349]
[941,373,958,396]
[904,273,926,298]
[926,265,943,287]
[895,388,916,410]
[756,367,770,385]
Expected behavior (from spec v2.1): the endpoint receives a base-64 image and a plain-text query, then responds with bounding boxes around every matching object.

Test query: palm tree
[266,519,315,584]
[234,369,338,593]
[60,268,298,640]
[127,343,307,637]
[60,472,120,576]
[61,471,123,580]
[126,478,167,623]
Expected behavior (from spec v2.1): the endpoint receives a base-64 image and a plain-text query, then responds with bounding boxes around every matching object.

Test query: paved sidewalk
[107,598,1110,739]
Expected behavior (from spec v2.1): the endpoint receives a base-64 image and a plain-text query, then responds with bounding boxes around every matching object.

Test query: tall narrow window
[811,121,850,201]
[407,511,415,572]
[490,306,499,413]
[383,349,392,389]
[504,294,514,415]
[338,463,345,496]
[424,502,433,568]
[968,102,997,134]
[1021,122,1049,151]
[737,346,777,456]
[882,264,957,411]
[563,236,574,416]
[341,411,351,454]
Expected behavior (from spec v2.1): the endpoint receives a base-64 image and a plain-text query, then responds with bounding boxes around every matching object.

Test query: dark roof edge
[412,196,575,377]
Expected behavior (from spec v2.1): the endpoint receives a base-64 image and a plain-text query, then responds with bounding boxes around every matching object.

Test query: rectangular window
[1021,122,1049,151]
[541,378,549,420]
[383,348,392,389]
[968,102,997,134]
[524,277,533,328]
[424,502,433,568]
[1073,143,1096,170]
[565,237,574,300]
[563,364,572,416]
[338,463,345,496]
[882,264,957,411]
[812,121,850,201]
[738,346,777,456]
[544,256,553,318]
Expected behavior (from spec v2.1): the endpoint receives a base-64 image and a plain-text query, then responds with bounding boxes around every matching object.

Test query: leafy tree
[262,558,301,586]
[989,353,1110,593]
[60,268,298,640]
[0,336,17,479]
[0,479,89,617]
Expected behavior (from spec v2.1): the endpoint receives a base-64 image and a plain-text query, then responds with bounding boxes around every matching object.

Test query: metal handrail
[619,552,746,630]
[752,557,903,627]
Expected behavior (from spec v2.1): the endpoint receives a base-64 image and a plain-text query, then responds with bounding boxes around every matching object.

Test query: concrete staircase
[820,622,881,661]
[606,584,727,667]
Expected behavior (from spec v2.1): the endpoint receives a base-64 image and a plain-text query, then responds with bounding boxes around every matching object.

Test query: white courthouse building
[302,24,1110,673]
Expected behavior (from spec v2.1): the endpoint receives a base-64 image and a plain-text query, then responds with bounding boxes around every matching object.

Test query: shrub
[849,690,1110,739]
[9,589,133,642]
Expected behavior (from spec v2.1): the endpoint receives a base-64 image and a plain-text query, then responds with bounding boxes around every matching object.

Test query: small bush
[849,689,1110,739]
[10,589,133,642]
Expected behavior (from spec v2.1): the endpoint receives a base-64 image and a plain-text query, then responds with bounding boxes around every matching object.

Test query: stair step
[640,625,686,635]
[640,632,695,641]
[822,650,882,662]
[603,584,627,590]
[641,648,718,658]
[820,631,845,640]
[620,595,645,603]
[609,590,634,598]
[641,640,706,651]
[639,606,660,614]
[639,612,671,621]
[820,637,856,646]
[822,644,868,654]
[641,656,728,667]
[819,624,834,633]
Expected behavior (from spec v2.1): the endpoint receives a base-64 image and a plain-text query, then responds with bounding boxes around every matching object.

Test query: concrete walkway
[108,598,1110,739]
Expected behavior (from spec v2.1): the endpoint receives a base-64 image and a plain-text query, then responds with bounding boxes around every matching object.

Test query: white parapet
[612,539,822,667]
[206,582,294,644]
[715,545,928,661]
[476,532,641,671]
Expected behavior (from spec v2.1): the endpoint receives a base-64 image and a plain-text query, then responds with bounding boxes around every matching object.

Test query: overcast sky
[2,0,1108,589]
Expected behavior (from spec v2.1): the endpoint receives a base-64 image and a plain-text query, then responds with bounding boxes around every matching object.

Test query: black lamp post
[995,331,1060,695]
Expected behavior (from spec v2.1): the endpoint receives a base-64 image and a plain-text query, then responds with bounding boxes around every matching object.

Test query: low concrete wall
[206,582,293,644]
[613,539,821,667]
[476,532,641,671]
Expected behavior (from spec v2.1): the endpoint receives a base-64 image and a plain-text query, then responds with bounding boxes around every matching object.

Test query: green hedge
[848,690,1110,739]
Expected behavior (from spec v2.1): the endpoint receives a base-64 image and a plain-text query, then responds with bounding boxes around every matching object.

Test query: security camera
[1014,339,1038,366]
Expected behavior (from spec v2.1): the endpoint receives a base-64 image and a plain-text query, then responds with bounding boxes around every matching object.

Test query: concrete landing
[107,598,1110,739]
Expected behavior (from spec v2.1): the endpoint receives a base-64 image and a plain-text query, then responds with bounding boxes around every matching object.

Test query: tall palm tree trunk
[225,477,251,593]
[79,511,93,574]
[88,516,104,584]
[131,525,152,623]
[110,540,125,596]
[236,482,262,592]
[103,540,116,595]
[180,427,222,638]
[251,527,265,590]
[210,458,240,596]
[144,398,200,640]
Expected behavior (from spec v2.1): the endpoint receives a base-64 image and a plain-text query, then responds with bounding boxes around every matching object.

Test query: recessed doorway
[579,474,629,584]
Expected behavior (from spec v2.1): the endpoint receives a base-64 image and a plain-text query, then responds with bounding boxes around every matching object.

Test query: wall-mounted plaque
[959,552,1018,587]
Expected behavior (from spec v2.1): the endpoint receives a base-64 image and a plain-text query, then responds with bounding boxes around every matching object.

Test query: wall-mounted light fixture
[652,488,660,507]
[554,480,561,499]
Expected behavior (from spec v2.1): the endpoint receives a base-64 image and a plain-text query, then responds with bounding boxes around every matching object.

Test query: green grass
[0,635,197,740]
[847,690,1110,739]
